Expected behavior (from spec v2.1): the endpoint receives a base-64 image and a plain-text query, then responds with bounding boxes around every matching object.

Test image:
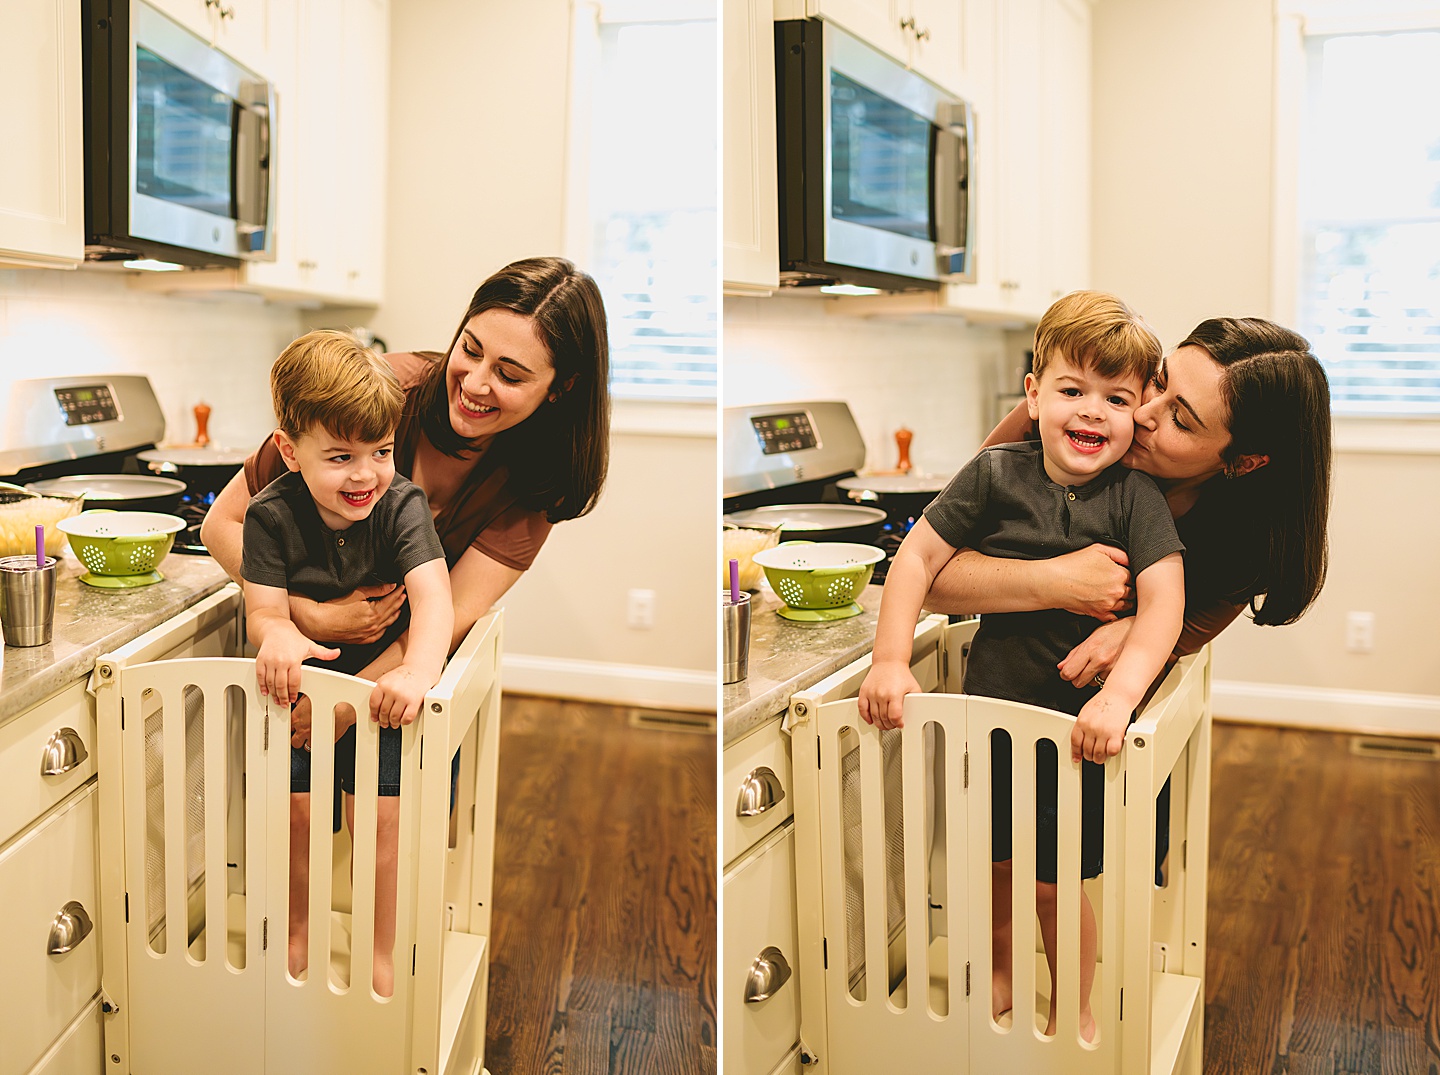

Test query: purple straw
[729,558,740,604]
[36,524,44,568]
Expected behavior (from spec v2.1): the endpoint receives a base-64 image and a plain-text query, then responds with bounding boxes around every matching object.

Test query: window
[1296,23,1440,415]
[570,2,718,402]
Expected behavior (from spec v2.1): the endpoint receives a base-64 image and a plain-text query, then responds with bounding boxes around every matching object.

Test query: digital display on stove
[751,411,818,455]
[54,384,119,426]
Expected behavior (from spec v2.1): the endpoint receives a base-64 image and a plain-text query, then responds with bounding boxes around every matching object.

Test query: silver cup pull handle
[41,727,89,776]
[736,766,786,817]
[47,901,94,955]
[744,945,792,1004]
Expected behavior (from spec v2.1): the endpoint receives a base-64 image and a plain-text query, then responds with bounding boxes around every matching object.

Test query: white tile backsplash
[724,294,1016,477]
[0,269,304,454]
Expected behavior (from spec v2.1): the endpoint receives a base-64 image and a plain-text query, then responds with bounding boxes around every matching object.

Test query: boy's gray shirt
[242,471,444,600]
[923,440,1184,713]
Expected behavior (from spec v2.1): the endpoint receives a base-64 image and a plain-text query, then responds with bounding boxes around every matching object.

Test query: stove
[722,401,919,584]
[0,375,231,557]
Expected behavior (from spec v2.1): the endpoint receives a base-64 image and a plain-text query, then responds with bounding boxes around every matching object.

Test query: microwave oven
[81,0,276,267]
[775,18,974,292]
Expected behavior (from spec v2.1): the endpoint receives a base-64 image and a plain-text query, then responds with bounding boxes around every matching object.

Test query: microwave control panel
[751,411,819,455]
[54,384,120,426]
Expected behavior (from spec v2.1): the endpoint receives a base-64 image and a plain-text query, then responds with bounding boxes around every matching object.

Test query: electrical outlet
[1345,611,1375,654]
[627,588,656,629]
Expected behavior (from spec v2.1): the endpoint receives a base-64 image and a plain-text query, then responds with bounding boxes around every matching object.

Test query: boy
[241,329,454,997]
[857,291,1185,1042]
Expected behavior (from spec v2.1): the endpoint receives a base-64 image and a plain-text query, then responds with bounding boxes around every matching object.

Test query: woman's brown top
[243,351,552,571]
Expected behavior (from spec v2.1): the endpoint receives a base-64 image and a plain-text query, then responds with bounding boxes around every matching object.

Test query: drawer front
[0,786,100,1075]
[723,825,800,1075]
[0,679,95,849]
[30,997,102,1075]
[723,719,793,867]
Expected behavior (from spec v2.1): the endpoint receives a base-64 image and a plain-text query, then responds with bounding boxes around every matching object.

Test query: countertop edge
[0,574,232,725]
[722,634,875,747]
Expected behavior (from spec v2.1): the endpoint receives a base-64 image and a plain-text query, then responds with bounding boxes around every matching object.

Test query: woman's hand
[289,584,407,645]
[1050,545,1134,621]
[1057,618,1133,689]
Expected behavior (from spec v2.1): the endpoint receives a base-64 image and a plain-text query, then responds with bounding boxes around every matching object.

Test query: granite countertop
[723,583,889,747]
[0,552,233,724]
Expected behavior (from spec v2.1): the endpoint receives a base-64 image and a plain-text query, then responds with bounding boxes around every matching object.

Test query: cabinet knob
[736,765,786,817]
[40,727,88,776]
[47,901,94,955]
[899,16,917,32]
[915,25,931,42]
[743,945,793,1003]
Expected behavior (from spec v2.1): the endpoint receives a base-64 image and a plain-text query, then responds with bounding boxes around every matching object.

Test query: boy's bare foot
[1042,1007,1098,1043]
[373,952,394,997]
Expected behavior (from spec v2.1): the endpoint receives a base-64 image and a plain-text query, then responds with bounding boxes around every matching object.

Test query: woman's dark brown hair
[414,257,610,521]
[1179,317,1332,625]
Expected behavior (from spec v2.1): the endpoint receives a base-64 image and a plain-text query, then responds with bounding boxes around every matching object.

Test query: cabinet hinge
[965,961,971,996]
[263,917,268,951]
[964,750,969,789]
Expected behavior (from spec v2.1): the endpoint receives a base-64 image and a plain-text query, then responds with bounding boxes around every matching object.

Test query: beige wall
[1092,0,1440,718]
[372,0,717,703]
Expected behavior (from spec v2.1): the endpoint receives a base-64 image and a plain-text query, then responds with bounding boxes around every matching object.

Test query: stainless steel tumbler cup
[0,556,58,647]
[722,590,752,684]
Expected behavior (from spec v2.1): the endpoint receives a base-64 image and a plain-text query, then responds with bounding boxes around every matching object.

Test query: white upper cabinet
[775,0,899,61]
[242,0,388,305]
[723,0,780,294]
[942,0,1091,321]
[146,0,280,78]
[0,0,84,268]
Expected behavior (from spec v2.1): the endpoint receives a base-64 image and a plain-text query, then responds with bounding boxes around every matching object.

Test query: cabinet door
[810,0,905,65]
[145,0,214,44]
[334,0,389,304]
[723,0,779,294]
[723,826,801,1075]
[0,787,100,1075]
[216,0,279,78]
[995,0,1045,318]
[1039,0,1091,302]
[0,0,83,268]
[904,0,965,98]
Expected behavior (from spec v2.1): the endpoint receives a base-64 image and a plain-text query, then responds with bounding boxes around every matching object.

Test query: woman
[925,316,1333,679]
[204,255,610,695]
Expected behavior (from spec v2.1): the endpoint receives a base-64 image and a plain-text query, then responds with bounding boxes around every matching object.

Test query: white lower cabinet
[32,999,104,1075]
[723,824,801,1075]
[0,786,99,1075]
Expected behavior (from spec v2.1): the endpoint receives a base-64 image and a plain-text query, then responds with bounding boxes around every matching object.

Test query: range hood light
[122,258,185,272]
[819,284,881,296]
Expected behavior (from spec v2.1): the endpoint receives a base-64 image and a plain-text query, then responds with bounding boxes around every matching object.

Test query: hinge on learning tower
[263,917,268,951]
[263,709,269,751]
[120,697,125,731]
[965,962,971,996]
[964,750,969,789]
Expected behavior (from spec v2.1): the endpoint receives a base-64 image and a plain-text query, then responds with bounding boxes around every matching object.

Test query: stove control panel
[54,384,120,426]
[750,410,819,455]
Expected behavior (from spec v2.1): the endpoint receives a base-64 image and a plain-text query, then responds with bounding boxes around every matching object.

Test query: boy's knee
[1034,880,1059,911]
[289,792,312,831]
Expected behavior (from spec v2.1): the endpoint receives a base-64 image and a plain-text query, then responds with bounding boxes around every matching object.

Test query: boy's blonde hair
[270,330,404,443]
[1032,291,1162,385]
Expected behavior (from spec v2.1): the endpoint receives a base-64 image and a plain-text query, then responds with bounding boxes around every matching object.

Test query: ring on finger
[1090,673,1106,687]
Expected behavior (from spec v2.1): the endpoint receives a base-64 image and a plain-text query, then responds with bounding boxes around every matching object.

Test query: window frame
[1272,0,1440,442]
[562,0,718,434]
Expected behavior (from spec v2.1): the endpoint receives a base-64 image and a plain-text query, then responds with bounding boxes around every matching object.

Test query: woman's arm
[982,398,1035,448]
[200,469,250,583]
[923,545,1134,620]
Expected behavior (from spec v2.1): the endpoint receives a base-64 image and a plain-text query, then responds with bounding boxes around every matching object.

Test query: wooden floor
[484,695,717,1075]
[1206,722,1440,1075]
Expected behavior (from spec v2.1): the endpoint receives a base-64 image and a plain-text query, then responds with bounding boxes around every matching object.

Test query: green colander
[751,541,885,619]
[57,510,186,586]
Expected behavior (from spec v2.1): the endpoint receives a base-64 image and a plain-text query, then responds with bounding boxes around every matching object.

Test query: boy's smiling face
[1025,350,1142,487]
[275,427,396,531]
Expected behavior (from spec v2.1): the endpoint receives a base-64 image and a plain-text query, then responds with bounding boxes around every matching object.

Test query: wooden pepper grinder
[193,402,212,447]
[894,427,913,474]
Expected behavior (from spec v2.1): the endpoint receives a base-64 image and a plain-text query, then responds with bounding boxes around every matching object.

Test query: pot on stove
[722,503,887,545]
